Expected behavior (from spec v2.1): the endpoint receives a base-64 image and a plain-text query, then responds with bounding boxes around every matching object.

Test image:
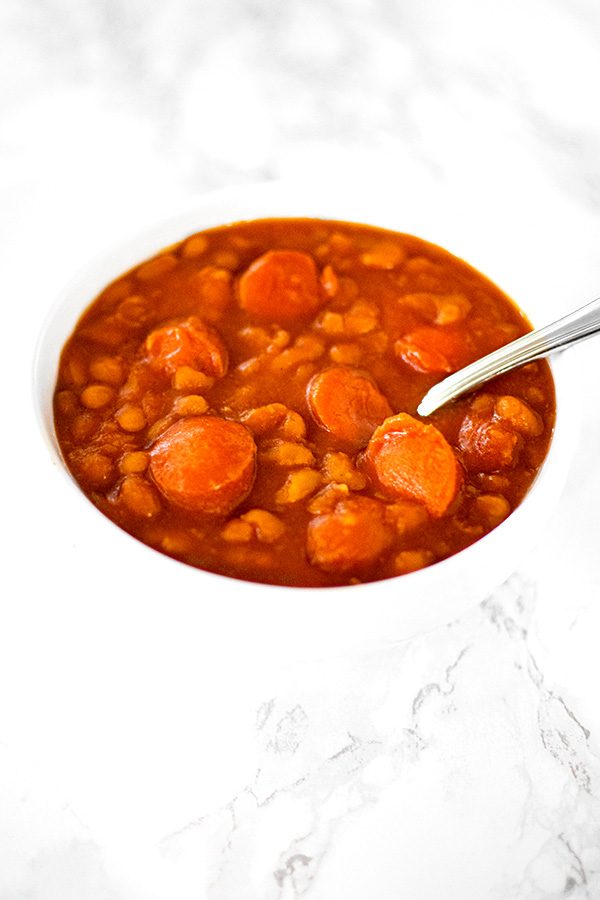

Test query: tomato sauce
[53,218,556,587]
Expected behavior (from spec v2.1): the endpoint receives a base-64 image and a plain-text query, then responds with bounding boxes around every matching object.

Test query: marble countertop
[2,1,600,897]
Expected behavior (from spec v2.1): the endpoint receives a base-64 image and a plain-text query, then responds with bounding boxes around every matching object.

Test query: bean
[360,241,406,269]
[495,396,543,437]
[146,415,176,443]
[213,250,239,269]
[189,266,233,323]
[260,441,316,467]
[159,531,194,556]
[73,451,115,490]
[329,344,363,366]
[317,311,345,336]
[119,451,149,475]
[393,549,434,575]
[320,264,339,297]
[270,335,325,372]
[241,509,285,543]
[118,475,161,517]
[221,519,254,543]
[55,389,78,418]
[89,356,124,385]
[384,501,429,535]
[172,366,215,392]
[181,234,209,258]
[398,292,438,320]
[321,452,367,490]
[116,405,146,432]
[344,301,379,335]
[70,413,99,443]
[80,384,115,409]
[434,293,471,325]
[307,483,351,515]
[117,295,151,325]
[473,493,511,525]
[136,254,178,281]
[275,468,322,505]
[240,404,306,441]
[63,351,88,387]
[173,395,209,416]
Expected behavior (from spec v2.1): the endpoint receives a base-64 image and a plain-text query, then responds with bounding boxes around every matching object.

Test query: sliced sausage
[307,495,392,574]
[307,366,393,448]
[145,316,228,378]
[149,416,256,514]
[363,412,462,517]
[394,326,472,374]
[457,395,540,472]
[238,250,321,320]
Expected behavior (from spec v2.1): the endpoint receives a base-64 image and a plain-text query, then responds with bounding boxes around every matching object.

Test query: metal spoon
[417,292,600,416]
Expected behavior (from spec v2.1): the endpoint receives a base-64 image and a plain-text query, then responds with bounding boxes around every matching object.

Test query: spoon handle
[417,292,600,416]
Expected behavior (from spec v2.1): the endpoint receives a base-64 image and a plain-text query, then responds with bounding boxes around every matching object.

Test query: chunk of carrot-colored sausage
[145,316,228,378]
[307,496,392,574]
[363,413,462,517]
[307,366,393,448]
[458,396,522,472]
[459,419,518,472]
[238,250,321,320]
[394,326,472,374]
[149,417,256,514]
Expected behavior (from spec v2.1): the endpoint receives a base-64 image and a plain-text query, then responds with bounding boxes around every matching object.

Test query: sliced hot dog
[307,495,392,574]
[238,250,321,320]
[363,412,462,517]
[145,316,228,377]
[307,366,393,448]
[394,326,471,374]
[149,416,256,514]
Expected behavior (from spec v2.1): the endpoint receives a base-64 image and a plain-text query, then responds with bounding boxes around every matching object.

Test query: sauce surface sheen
[53,218,556,587]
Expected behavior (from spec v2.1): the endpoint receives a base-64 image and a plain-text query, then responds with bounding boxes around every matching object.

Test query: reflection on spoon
[417,292,600,416]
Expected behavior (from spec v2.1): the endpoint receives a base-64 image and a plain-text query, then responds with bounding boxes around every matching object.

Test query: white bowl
[32,180,581,660]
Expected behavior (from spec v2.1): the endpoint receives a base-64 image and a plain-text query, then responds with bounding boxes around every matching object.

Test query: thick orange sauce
[53,218,555,586]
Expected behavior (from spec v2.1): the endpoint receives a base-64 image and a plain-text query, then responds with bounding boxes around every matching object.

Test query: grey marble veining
[154,576,600,899]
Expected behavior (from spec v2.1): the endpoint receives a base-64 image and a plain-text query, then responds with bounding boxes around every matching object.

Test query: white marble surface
[3,1,600,897]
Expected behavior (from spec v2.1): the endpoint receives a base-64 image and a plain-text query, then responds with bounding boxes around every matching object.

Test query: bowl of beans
[33,180,580,656]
